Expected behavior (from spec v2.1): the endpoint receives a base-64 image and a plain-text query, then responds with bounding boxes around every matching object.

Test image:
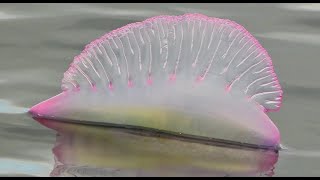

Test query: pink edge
[29,93,66,118]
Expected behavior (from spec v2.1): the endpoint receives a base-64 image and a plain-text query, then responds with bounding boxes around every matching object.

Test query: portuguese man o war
[29,13,283,150]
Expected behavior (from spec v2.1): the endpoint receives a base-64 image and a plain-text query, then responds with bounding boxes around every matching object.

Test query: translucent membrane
[30,13,283,149]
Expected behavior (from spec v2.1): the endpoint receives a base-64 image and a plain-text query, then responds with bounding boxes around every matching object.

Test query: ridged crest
[61,13,282,112]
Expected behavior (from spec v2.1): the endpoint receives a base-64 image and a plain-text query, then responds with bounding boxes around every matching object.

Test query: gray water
[1,3,320,177]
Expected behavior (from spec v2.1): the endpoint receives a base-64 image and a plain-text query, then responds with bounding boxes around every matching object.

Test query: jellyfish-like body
[29,14,283,150]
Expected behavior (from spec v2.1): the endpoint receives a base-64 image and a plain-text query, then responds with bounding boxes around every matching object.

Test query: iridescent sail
[29,14,283,149]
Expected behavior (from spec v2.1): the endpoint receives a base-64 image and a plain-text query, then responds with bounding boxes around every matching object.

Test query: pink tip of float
[169,74,176,82]
[72,85,80,92]
[225,84,232,92]
[108,82,113,91]
[128,80,134,88]
[196,76,204,83]
[29,93,66,118]
[91,84,97,92]
[147,76,153,85]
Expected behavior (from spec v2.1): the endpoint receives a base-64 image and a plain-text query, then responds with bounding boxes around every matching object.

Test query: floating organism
[29,14,283,150]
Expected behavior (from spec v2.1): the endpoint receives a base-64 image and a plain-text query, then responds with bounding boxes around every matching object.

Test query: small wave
[0,158,51,177]
[0,79,6,84]
[278,3,320,12]
[0,4,165,22]
[0,11,25,20]
[170,7,227,17]
[283,150,320,158]
[0,99,28,114]
[279,144,320,158]
[70,5,169,20]
[256,32,320,46]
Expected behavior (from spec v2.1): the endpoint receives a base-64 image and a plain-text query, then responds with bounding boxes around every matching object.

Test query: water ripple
[256,32,320,46]
[0,99,28,114]
[278,3,320,12]
[0,158,51,176]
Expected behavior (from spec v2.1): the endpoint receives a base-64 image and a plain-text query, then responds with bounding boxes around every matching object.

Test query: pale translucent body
[30,14,283,149]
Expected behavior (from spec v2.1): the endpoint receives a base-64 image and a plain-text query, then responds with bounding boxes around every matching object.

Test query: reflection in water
[34,118,278,177]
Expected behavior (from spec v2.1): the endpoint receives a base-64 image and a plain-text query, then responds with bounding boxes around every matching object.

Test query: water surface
[1,3,320,176]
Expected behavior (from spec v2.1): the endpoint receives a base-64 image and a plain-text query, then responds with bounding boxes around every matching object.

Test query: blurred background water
[1,3,320,176]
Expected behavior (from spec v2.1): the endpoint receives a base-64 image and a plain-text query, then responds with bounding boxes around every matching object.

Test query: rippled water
[1,3,320,176]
